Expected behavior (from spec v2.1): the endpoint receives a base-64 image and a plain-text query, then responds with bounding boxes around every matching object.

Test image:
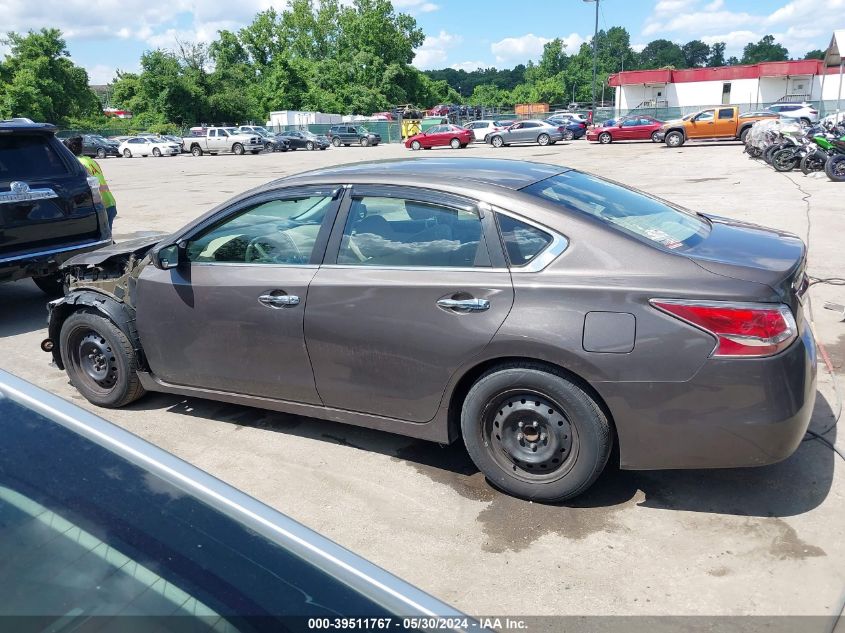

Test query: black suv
[0,120,112,294]
[327,125,381,147]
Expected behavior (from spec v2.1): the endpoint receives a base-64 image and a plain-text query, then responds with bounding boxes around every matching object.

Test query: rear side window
[522,172,709,250]
[497,214,553,266]
[0,135,69,180]
[718,108,734,119]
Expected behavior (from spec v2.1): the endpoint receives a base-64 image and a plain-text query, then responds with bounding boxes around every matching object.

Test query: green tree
[707,42,726,67]
[637,39,686,69]
[0,28,99,123]
[682,40,710,67]
[741,35,788,64]
[804,49,825,60]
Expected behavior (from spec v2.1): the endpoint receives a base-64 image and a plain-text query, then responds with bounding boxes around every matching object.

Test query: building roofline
[608,59,840,87]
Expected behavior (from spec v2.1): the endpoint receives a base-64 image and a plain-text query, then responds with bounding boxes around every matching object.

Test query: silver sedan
[487,119,565,147]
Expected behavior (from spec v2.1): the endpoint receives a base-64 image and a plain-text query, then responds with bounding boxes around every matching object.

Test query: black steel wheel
[462,364,611,502]
[60,312,145,408]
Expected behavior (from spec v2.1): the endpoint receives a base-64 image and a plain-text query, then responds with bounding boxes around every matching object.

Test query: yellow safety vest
[78,156,116,210]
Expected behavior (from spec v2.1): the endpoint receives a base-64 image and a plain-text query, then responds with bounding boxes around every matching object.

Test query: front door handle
[259,293,300,308]
[437,298,490,312]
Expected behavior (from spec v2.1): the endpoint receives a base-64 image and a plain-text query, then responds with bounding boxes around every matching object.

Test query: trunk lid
[687,215,807,306]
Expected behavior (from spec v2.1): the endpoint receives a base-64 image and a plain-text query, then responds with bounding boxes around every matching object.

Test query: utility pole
[583,0,600,120]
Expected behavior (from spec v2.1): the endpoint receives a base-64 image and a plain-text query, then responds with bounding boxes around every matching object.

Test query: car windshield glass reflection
[0,396,393,630]
[523,172,709,250]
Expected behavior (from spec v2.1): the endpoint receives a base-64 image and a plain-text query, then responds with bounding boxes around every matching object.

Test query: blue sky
[3,0,842,84]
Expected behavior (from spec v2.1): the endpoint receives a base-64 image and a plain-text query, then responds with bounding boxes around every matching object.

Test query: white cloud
[451,60,486,71]
[413,30,461,70]
[641,0,843,58]
[631,43,647,53]
[84,63,118,84]
[561,32,587,53]
[491,33,551,64]
[393,0,439,13]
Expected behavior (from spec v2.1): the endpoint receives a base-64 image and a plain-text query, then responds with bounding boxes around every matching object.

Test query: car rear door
[715,107,737,136]
[135,186,342,403]
[305,185,514,422]
[0,131,103,263]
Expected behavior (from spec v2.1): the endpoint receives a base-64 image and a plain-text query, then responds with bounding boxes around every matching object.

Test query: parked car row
[403,118,589,151]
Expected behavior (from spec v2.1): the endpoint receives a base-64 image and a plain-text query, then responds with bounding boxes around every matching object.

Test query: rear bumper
[0,238,113,283]
[596,325,817,470]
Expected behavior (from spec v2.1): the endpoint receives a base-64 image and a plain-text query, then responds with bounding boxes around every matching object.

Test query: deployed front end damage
[43,235,164,369]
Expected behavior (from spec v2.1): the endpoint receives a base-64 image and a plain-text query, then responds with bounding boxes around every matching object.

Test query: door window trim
[492,207,569,273]
[178,186,343,268]
[322,185,504,271]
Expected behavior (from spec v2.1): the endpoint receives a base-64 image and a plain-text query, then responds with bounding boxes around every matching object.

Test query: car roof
[283,158,568,190]
[0,120,57,134]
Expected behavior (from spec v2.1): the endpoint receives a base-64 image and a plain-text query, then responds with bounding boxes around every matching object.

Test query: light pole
[583,0,600,120]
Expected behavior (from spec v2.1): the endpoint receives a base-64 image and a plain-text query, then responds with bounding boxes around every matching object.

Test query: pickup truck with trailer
[655,107,775,147]
[183,127,264,156]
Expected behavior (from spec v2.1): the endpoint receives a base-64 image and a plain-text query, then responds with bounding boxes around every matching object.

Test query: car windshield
[522,171,710,250]
[0,386,398,626]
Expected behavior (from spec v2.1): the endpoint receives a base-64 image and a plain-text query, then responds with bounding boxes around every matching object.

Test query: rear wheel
[826,155,845,182]
[461,364,612,502]
[763,144,782,165]
[59,312,146,408]
[537,133,550,146]
[96,147,107,159]
[651,131,661,143]
[598,132,612,144]
[450,138,461,149]
[563,129,575,141]
[232,143,244,155]
[740,127,751,144]
[801,151,827,175]
[772,148,799,172]
[191,145,203,157]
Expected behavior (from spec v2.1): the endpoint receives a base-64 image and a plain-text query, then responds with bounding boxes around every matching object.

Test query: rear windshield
[522,171,709,250]
[0,135,70,181]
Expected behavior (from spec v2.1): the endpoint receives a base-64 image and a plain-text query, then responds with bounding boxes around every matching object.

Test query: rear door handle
[437,298,490,312]
[259,293,300,308]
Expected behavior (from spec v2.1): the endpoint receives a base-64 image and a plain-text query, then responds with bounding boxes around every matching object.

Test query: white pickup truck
[183,127,264,156]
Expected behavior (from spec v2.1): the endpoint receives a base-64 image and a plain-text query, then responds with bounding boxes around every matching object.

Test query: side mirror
[154,243,182,270]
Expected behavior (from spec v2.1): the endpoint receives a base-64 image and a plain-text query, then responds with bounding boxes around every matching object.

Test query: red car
[405,124,472,150]
[586,116,664,144]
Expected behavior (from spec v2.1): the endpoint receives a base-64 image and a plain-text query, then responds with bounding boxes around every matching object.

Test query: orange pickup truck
[655,106,776,147]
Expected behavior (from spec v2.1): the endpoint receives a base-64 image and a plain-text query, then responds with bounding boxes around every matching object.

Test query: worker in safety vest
[64,136,117,230]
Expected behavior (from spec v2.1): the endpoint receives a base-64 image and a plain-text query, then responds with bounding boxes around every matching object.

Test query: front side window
[186,195,333,265]
[622,119,640,127]
[696,110,715,122]
[497,214,553,267]
[337,196,483,268]
[522,171,709,250]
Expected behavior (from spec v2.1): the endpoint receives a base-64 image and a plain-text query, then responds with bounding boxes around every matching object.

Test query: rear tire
[800,151,827,175]
[461,363,612,502]
[450,138,461,149]
[191,145,203,157]
[739,127,751,144]
[772,148,799,172]
[651,131,661,143]
[537,133,550,146]
[59,312,146,408]
[825,155,845,182]
[563,130,575,141]
[97,148,107,159]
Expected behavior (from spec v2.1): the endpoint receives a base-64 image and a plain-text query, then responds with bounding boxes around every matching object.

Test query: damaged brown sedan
[44,158,816,502]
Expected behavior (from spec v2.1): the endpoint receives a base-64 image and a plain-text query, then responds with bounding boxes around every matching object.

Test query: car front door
[424,125,445,147]
[304,186,514,422]
[135,187,341,403]
[688,110,715,138]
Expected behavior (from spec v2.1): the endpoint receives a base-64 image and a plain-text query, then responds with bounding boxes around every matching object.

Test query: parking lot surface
[2,140,843,619]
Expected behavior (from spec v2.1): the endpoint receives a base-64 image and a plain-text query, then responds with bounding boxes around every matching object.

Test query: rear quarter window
[522,171,709,250]
[0,135,70,180]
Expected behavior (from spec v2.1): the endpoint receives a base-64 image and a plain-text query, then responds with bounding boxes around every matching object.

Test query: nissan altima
[44,158,816,502]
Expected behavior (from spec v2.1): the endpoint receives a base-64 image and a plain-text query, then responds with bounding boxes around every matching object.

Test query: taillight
[87,176,103,206]
[650,299,797,357]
